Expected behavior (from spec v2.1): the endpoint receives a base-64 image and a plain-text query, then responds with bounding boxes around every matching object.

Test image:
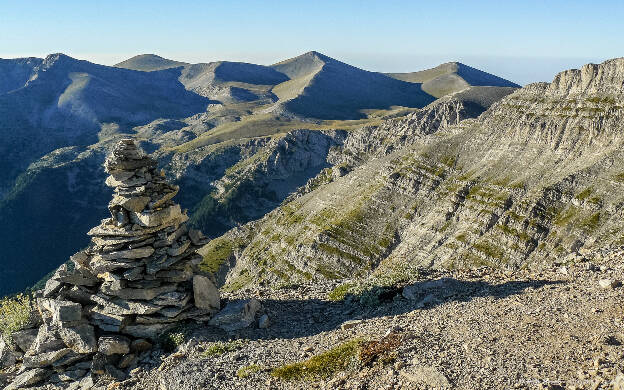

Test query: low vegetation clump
[199,237,240,273]
[359,332,403,366]
[328,271,411,305]
[159,329,187,353]
[203,339,247,356]
[328,282,356,301]
[236,364,263,378]
[271,339,362,380]
[0,294,33,343]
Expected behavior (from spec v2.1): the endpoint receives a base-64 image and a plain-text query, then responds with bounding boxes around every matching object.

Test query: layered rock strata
[2,139,218,388]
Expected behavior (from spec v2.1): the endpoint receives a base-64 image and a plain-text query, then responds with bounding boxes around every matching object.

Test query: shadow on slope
[196,277,562,342]
[0,149,111,296]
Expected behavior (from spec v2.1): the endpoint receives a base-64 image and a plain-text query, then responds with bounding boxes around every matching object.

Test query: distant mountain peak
[115,54,188,72]
[387,61,519,98]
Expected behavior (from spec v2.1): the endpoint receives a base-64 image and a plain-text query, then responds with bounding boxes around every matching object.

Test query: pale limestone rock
[11,328,38,353]
[58,324,97,354]
[93,246,154,261]
[193,275,220,311]
[340,319,362,330]
[131,204,183,228]
[0,336,17,368]
[400,363,451,389]
[98,335,130,356]
[112,195,151,212]
[4,368,50,390]
[23,348,72,368]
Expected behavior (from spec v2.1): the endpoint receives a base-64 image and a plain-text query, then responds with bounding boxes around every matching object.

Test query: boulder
[58,324,97,354]
[123,323,175,339]
[193,275,220,311]
[209,299,261,332]
[28,325,66,355]
[11,328,38,353]
[101,284,177,300]
[98,335,130,356]
[50,300,82,324]
[152,291,190,307]
[131,204,183,228]
[130,339,152,353]
[3,368,50,390]
[111,195,151,212]
[0,336,17,368]
[22,348,72,368]
[43,278,63,298]
[92,246,154,261]
[91,294,162,315]
[89,311,129,332]
[258,314,270,329]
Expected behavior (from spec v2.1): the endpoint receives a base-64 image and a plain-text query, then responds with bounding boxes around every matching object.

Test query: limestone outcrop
[2,139,218,388]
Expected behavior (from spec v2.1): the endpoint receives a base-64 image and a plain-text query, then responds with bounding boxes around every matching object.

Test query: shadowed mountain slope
[0,57,43,94]
[388,62,520,98]
[269,51,436,119]
[0,53,210,195]
[178,61,289,103]
[114,53,188,71]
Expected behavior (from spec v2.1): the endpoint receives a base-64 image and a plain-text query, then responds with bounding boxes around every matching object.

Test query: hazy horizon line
[0,50,615,86]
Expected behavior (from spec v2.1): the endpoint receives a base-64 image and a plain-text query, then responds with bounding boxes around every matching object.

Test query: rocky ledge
[0,140,222,389]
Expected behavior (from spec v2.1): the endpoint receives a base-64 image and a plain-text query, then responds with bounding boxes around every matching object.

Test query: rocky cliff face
[207,58,624,290]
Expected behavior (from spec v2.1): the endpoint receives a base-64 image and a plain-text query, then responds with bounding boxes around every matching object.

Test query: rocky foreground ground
[5,249,618,389]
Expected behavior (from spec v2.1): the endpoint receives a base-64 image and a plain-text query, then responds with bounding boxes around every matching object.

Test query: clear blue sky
[1,0,622,85]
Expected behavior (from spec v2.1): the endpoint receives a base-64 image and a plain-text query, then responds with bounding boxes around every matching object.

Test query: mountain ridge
[0,51,522,295]
[388,61,520,98]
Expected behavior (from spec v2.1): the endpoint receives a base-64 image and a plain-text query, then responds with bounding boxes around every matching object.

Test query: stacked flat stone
[2,139,219,389]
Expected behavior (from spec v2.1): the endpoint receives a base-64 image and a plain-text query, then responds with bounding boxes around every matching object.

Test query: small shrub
[271,339,362,380]
[236,364,262,378]
[159,327,188,353]
[359,333,402,366]
[203,339,247,356]
[0,294,33,344]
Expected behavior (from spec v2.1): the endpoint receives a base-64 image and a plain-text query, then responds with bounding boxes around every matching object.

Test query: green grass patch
[237,364,263,378]
[613,172,624,183]
[315,263,345,279]
[579,212,600,232]
[204,339,247,356]
[328,282,356,301]
[472,240,506,261]
[222,270,253,292]
[271,339,362,380]
[575,187,594,202]
[199,237,241,273]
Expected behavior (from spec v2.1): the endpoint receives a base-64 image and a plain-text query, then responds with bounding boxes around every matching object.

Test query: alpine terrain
[1,52,623,390]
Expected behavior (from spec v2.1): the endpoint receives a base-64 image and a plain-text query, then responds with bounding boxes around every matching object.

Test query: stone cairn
[1,139,219,389]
